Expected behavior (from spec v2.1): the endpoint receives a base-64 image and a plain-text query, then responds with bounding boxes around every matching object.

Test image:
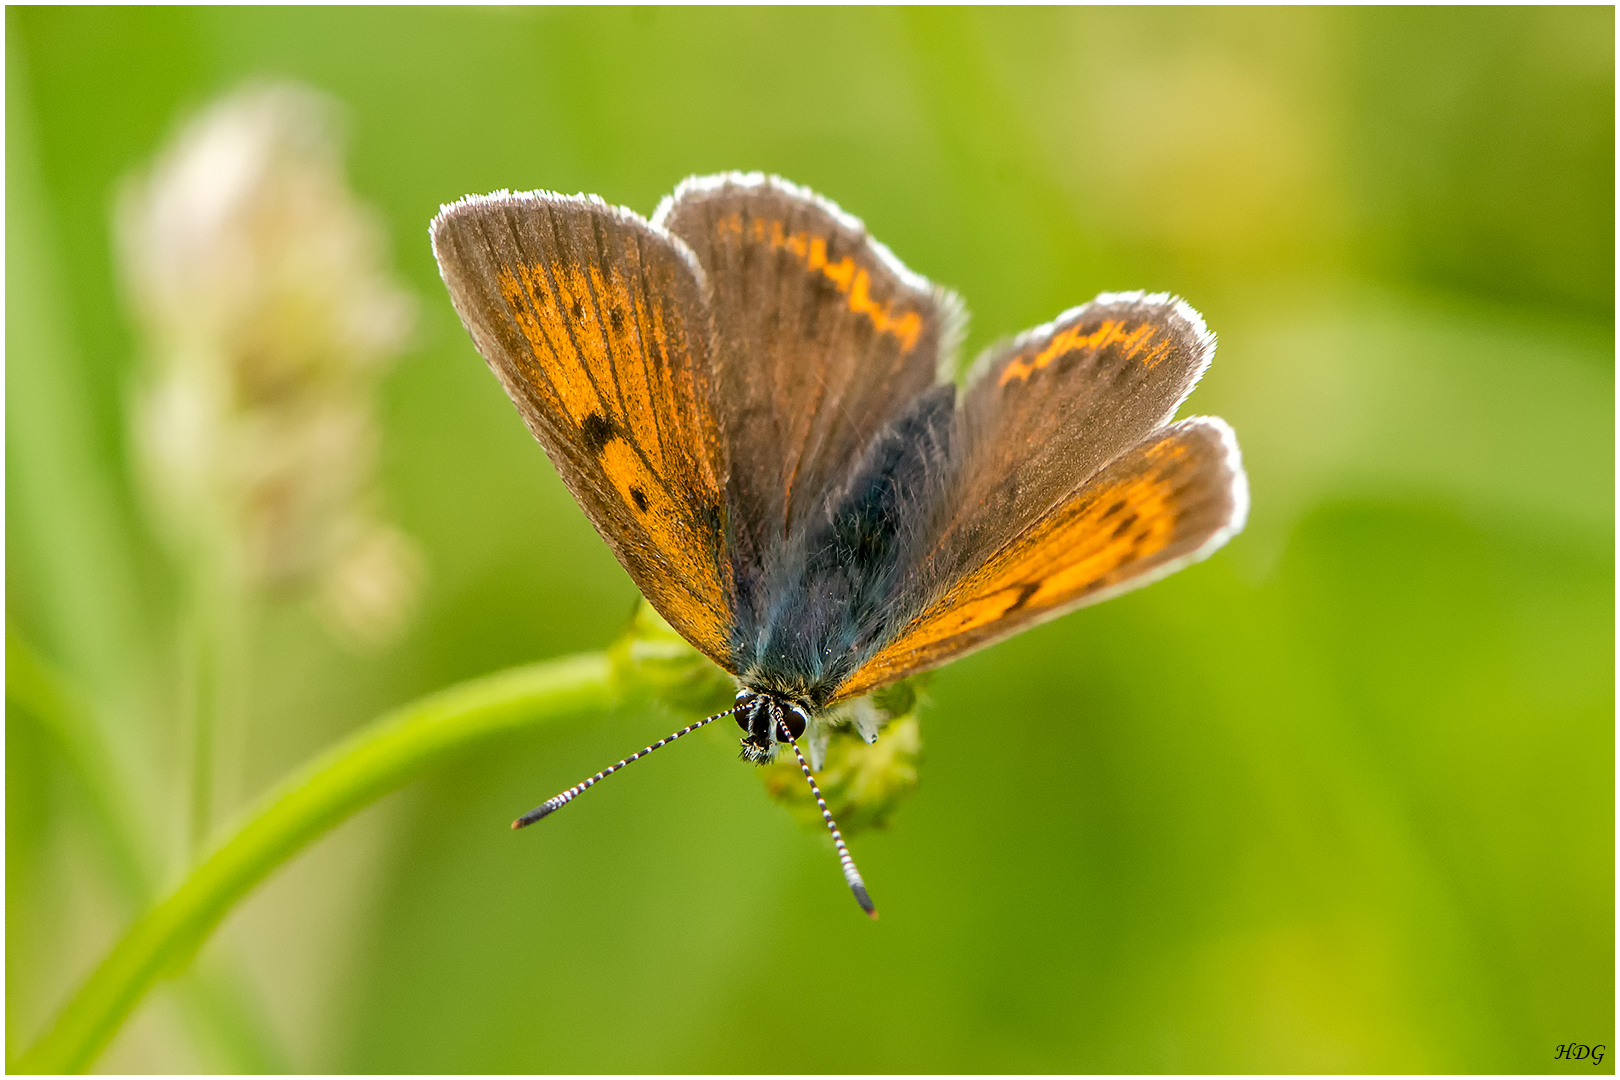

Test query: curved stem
[8,629,291,1070]
[14,652,614,1074]
[6,628,156,902]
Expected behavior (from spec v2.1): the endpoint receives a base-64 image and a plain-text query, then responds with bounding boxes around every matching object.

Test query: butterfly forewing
[833,416,1246,701]
[431,192,736,667]
[654,174,964,623]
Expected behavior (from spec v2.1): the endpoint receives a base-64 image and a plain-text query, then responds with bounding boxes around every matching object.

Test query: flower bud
[609,600,735,715]
[760,682,926,836]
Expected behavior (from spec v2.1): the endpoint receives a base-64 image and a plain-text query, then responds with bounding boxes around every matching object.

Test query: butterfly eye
[732,691,756,733]
[780,708,807,741]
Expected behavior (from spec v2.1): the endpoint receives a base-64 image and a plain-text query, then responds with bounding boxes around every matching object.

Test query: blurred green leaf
[761,712,924,836]
[5,10,161,831]
[5,630,154,905]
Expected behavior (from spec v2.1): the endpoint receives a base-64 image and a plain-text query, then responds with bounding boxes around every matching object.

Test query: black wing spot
[1005,580,1041,614]
[580,412,615,455]
[608,305,625,333]
[570,298,587,322]
[630,487,649,513]
[1103,499,1127,519]
[1111,512,1139,540]
[1130,529,1155,553]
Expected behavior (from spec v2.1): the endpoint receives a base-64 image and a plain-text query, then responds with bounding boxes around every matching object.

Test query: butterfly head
[734,689,810,764]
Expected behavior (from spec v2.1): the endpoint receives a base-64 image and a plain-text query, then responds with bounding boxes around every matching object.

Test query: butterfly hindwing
[654,174,964,627]
[916,292,1220,594]
[431,192,736,667]
[832,416,1247,701]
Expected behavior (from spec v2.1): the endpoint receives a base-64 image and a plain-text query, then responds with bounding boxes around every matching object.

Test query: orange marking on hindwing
[831,437,1190,701]
[998,319,1161,386]
[715,216,923,352]
[1137,339,1174,370]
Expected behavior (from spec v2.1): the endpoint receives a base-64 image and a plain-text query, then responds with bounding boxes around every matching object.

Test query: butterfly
[430,173,1247,917]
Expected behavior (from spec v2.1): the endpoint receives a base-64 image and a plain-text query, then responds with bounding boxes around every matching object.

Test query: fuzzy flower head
[118,82,421,648]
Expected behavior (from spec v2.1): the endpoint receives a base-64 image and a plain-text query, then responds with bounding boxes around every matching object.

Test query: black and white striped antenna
[509,700,879,920]
[777,716,878,919]
[511,705,739,828]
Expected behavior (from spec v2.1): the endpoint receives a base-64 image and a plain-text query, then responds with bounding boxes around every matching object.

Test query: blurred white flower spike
[117,82,422,649]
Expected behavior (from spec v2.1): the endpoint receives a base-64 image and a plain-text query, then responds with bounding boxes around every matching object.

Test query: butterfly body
[432,172,1248,912]
[732,380,956,714]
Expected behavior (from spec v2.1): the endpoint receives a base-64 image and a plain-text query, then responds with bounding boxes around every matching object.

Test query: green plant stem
[6,629,157,900]
[7,629,291,1071]
[14,652,614,1074]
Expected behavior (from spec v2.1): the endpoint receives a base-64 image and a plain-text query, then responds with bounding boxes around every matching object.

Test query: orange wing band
[832,422,1238,702]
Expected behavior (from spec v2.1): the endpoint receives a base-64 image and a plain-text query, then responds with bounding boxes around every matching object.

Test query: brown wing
[430,191,735,667]
[831,417,1247,702]
[918,291,1220,594]
[653,173,964,614]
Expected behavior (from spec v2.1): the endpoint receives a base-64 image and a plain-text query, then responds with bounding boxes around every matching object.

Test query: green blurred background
[7,6,1613,1072]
